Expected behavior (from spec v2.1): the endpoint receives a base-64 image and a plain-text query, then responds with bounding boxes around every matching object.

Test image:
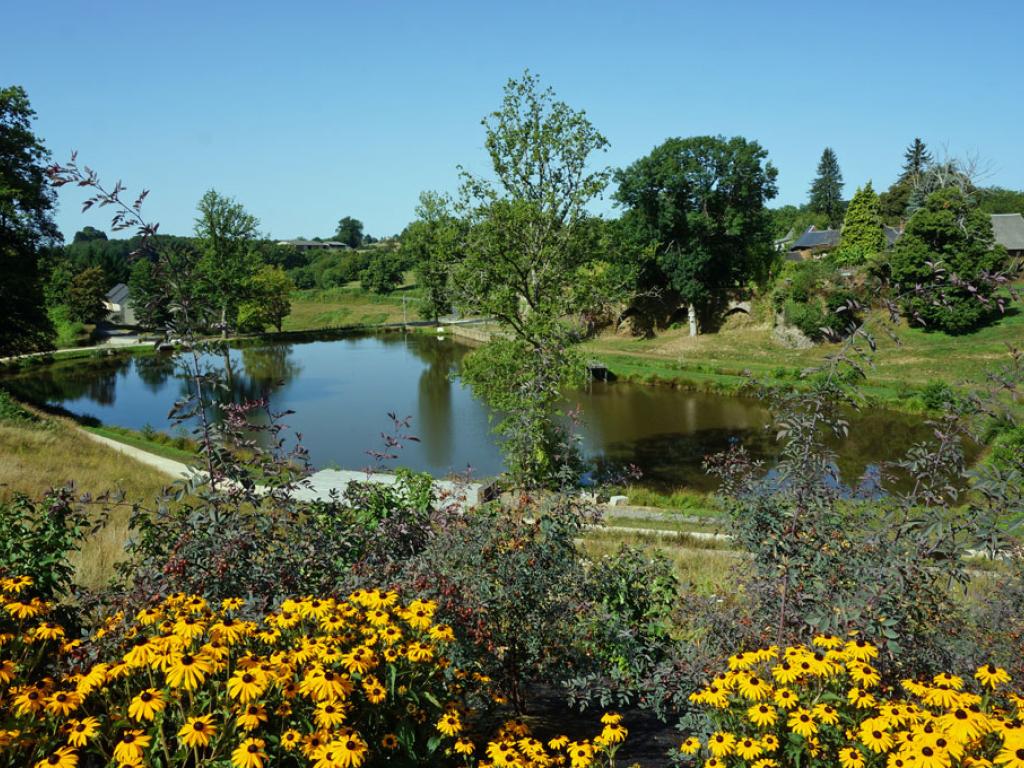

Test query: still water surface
[5,332,937,490]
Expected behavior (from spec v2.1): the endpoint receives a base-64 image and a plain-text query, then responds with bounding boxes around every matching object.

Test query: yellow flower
[34,746,79,768]
[165,651,213,690]
[774,687,799,709]
[812,703,840,726]
[44,690,81,717]
[760,734,780,752]
[232,737,267,768]
[738,672,773,701]
[994,746,1024,768]
[679,737,701,755]
[843,639,879,662]
[454,737,474,755]
[860,719,895,753]
[236,704,269,731]
[812,634,843,649]
[708,731,736,757]
[178,715,216,749]
[334,733,369,768]
[788,708,818,738]
[848,687,877,709]
[975,664,1011,689]
[599,723,627,745]
[33,622,66,642]
[227,668,268,703]
[736,737,763,760]
[113,730,152,766]
[437,712,462,736]
[282,729,302,751]
[66,717,100,747]
[127,688,165,722]
[549,735,570,750]
[840,746,866,768]
[567,741,594,768]
[748,702,779,728]
[315,701,348,730]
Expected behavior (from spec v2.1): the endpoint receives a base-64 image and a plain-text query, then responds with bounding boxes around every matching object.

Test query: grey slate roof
[991,213,1024,251]
[105,283,130,305]
[789,227,841,251]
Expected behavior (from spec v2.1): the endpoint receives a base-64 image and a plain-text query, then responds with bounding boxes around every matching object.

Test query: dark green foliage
[901,138,932,181]
[976,187,1024,216]
[194,189,261,333]
[0,85,58,356]
[359,252,404,294]
[888,187,1010,333]
[411,497,592,712]
[402,192,464,320]
[237,264,293,332]
[772,261,861,341]
[0,489,99,603]
[808,147,845,227]
[65,266,109,323]
[334,216,364,248]
[614,135,778,324]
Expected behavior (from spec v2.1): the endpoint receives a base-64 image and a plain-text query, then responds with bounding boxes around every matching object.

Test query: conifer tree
[899,138,932,182]
[838,181,886,264]
[808,147,844,227]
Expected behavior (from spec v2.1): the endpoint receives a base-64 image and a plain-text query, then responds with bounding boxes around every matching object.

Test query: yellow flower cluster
[683,636,1024,768]
[0,577,622,768]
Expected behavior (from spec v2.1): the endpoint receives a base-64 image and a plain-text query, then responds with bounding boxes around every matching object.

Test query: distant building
[277,239,351,252]
[990,213,1024,258]
[103,283,137,325]
[786,226,841,261]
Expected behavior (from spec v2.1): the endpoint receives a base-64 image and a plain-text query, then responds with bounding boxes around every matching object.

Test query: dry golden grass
[0,411,173,590]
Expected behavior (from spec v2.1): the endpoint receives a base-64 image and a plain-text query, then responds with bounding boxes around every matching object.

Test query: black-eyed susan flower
[437,711,462,736]
[65,717,100,747]
[736,737,763,760]
[976,664,1011,689]
[334,733,368,768]
[788,707,818,738]
[748,702,779,728]
[381,733,400,751]
[177,715,216,749]
[231,737,267,768]
[33,745,78,768]
[679,736,701,755]
[840,746,866,768]
[127,688,165,722]
[227,668,267,703]
[708,731,736,757]
[236,704,269,731]
[165,651,213,690]
[113,730,151,766]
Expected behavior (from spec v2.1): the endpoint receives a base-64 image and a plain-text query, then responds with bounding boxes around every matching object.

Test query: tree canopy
[888,187,1009,334]
[614,135,778,326]
[808,147,844,227]
[335,216,364,248]
[0,85,58,355]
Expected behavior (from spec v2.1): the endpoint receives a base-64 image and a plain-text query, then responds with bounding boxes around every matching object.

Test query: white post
[688,304,698,337]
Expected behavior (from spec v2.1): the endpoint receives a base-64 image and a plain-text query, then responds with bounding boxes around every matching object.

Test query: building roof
[105,283,130,305]
[277,239,351,249]
[991,213,1024,251]
[789,227,841,251]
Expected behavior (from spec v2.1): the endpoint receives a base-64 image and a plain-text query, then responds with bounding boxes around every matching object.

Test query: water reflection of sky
[4,333,948,490]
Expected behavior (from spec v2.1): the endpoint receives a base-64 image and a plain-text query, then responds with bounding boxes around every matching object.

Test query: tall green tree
[808,147,845,227]
[836,181,886,264]
[888,187,1009,334]
[194,189,260,334]
[402,191,465,320]
[451,71,613,487]
[879,139,933,223]
[0,85,58,355]
[614,135,779,333]
[334,216,364,248]
[900,138,932,181]
[65,266,109,323]
[238,264,293,332]
[359,252,403,294]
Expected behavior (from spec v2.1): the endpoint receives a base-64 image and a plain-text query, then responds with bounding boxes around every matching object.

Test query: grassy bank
[582,304,1024,409]
[0,393,174,589]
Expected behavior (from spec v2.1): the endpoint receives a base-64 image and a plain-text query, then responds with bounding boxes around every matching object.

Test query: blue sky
[5,0,1022,241]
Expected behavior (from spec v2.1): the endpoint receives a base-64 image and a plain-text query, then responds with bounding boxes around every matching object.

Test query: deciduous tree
[0,85,58,355]
[402,191,465,321]
[194,189,260,334]
[614,135,778,333]
[65,266,109,323]
[334,216,364,248]
[238,264,293,332]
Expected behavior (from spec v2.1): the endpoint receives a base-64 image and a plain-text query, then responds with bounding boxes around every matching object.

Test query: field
[0,396,173,589]
[283,276,422,332]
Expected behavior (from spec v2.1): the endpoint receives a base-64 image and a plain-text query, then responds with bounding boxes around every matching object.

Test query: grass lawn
[284,278,421,332]
[583,301,1024,404]
[0,397,174,590]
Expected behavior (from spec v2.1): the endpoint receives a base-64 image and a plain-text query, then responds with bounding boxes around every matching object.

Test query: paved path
[81,431,193,479]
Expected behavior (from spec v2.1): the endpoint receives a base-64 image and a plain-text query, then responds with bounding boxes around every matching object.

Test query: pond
[3,332,941,491]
